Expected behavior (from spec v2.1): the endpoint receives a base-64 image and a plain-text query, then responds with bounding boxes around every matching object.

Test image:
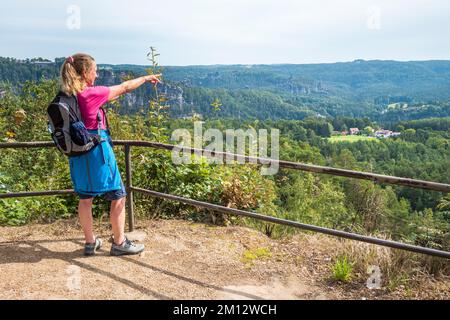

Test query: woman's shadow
[0,238,87,264]
[0,238,263,299]
[0,238,171,299]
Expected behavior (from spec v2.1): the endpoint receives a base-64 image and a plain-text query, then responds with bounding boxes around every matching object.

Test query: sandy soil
[0,218,448,300]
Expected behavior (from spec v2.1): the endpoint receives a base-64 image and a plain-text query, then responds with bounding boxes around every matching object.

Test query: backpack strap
[96,107,111,141]
[97,107,111,131]
[103,107,111,131]
[97,111,103,139]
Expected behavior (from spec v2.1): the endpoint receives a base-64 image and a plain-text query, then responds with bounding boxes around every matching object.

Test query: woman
[60,53,161,256]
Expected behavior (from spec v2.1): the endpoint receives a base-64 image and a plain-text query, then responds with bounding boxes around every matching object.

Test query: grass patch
[328,135,378,143]
[387,272,410,292]
[332,255,354,282]
[241,247,272,264]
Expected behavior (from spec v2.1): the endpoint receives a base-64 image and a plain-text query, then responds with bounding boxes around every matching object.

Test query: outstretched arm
[108,74,162,101]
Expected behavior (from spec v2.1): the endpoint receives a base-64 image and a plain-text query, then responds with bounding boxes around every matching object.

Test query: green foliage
[437,194,450,211]
[0,197,70,226]
[219,164,278,228]
[0,79,75,225]
[397,117,450,131]
[280,173,351,230]
[332,255,354,282]
[130,150,220,219]
[321,128,449,211]
[210,97,222,113]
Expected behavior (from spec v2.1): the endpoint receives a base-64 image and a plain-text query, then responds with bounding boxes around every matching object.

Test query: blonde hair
[59,53,95,95]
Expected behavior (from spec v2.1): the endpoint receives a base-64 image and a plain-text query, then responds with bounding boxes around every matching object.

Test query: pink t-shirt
[77,86,110,130]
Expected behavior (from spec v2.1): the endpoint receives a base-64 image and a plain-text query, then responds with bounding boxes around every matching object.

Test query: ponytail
[59,53,95,96]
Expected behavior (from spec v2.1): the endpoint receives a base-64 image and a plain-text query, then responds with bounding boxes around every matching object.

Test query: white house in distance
[374,129,401,138]
[349,128,360,135]
[332,127,401,139]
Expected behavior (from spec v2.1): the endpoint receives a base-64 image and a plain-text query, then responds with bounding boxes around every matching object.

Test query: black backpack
[47,91,109,157]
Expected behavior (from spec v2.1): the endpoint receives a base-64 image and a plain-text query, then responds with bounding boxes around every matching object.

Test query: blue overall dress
[69,129,123,197]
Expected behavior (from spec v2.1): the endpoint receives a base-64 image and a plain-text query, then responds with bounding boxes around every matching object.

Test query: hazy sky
[1,0,450,65]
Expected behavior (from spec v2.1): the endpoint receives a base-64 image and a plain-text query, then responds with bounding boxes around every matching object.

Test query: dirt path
[0,218,447,300]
